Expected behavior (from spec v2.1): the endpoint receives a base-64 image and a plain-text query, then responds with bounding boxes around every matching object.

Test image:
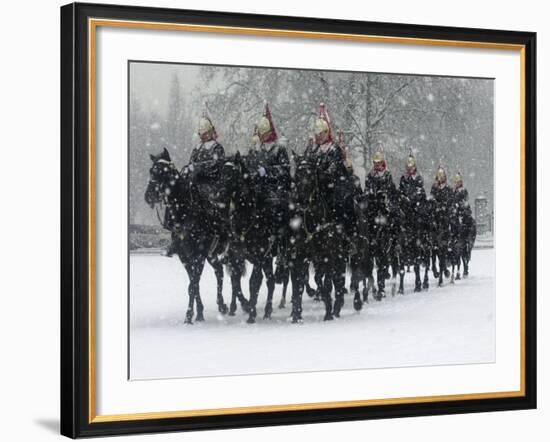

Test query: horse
[348,178,375,311]
[222,152,278,324]
[428,193,452,287]
[299,160,350,320]
[144,147,230,324]
[449,204,477,282]
[391,193,432,295]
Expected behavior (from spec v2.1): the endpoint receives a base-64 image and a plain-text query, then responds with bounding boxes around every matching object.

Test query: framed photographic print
[60,2,537,438]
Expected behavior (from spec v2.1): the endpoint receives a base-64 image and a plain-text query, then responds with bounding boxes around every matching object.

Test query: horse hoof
[218,303,228,315]
[241,301,250,314]
[423,282,429,290]
[184,318,193,325]
[229,303,237,316]
[353,298,363,311]
[195,313,204,322]
[278,300,286,309]
[324,313,334,321]
[291,314,303,324]
[306,287,316,298]
[247,316,256,324]
[456,273,461,280]
[398,287,404,295]
[444,269,450,278]
[433,271,440,279]
[414,285,422,293]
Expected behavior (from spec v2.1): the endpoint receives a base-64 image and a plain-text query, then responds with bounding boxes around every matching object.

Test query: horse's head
[144,147,180,209]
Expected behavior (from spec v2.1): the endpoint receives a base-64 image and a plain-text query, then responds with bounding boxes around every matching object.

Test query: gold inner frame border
[87,17,527,424]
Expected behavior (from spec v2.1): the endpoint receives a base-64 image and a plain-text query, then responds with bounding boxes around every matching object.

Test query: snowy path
[129,249,495,380]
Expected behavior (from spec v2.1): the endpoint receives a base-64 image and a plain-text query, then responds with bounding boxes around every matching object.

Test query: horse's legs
[432,249,440,279]
[333,261,346,318]
[184,258,205,323]
[263,259,276,319]
[278,267,289,309]
[438,252,445,287]
[320,268,334,321]
[414,263,422,292]
[228,256,248,316]
[247,264,263,323]
[463,251,470,277]
[304,263,316,298]
[350,264,363,312]
[290,260,307,323]
[193,258,207,321]
[423,265,430,290]
[376,254,387,299]
[313,268,323,302]
[208,256,228,315]
[398,267,405,295]
[397,252,405,295]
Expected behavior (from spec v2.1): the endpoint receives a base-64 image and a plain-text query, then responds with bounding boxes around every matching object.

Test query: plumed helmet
[436,165,447,182]
[198,107,217,139]
[314,103,333,142]
[372,150,385,163]
[256,103,278,143]
[406,152,416,169]
[454,172,463,185]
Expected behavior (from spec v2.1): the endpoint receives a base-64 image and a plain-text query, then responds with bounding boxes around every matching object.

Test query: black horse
[144,148,231,324]
[449,205,477,282]
[223,153,278,324]
[391,194,432,295]
[348,178,375,311]
[428,188,453,288]
[293,154,349,320]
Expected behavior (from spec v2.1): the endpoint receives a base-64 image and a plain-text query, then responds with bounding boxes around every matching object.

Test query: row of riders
[145,103,476,324]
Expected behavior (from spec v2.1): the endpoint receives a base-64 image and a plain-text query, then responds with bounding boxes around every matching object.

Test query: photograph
[129,61,495,380]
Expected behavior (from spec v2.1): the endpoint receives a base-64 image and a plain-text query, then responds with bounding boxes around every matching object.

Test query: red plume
[319,102,333,143]
[263,103,278,143]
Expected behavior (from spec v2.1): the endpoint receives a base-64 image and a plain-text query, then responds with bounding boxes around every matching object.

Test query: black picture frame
[61,2,537,438]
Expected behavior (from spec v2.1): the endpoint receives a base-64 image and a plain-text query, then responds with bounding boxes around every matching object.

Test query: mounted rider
[451,171,475,277]
[168,110,227,257]
[430,165,453,278]
[364,149,397,295]
[307,103,356,250]
[399,152,428,239]
[247,103,291,265]
[398,151,429,290]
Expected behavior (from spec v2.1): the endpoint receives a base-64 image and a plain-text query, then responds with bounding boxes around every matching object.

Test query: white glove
[258,166,266,177]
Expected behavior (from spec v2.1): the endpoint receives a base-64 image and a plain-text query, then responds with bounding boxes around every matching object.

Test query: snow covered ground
[129,249,495,380]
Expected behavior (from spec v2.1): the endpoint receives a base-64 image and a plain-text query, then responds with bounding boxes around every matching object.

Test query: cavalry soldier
[451,171,475,278]
[168,110,227,257]
[453,172,469,207]
[364,149,397,296]
[248,103,291,263]
[399,152,428,291]
[430,165,453,281]
[308,103,355,240]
